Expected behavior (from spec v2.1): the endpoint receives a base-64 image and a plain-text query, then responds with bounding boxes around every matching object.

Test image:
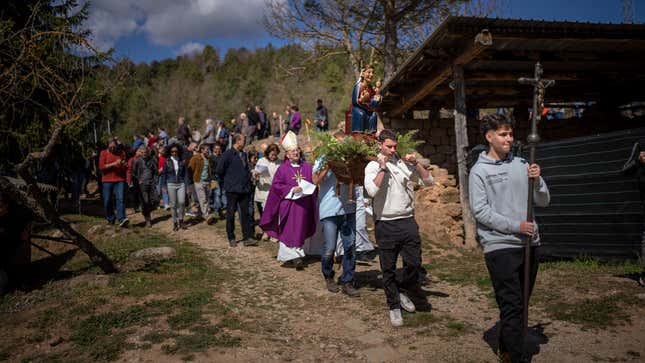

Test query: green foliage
[0,0,109,171]
[396,129,425,156]
[94,44,355,142]
[312,132,377,164]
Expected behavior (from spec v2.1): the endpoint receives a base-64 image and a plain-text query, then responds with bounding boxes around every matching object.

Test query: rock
[50,336,64,347]
[440,186,460,204]
[87,224,107,236]
[442,203,462,218]
[129,247,177,261]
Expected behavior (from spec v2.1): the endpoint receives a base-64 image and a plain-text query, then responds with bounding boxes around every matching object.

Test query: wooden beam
[386,32,492,118]
[453,65,477,249]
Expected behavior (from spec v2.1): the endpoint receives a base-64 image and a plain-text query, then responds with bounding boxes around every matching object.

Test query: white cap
[281,131,299,151]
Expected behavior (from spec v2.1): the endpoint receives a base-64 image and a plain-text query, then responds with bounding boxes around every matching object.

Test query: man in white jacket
[364,129,433,327]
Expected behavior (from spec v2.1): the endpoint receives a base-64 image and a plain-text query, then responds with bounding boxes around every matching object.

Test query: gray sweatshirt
[468,151,550,254]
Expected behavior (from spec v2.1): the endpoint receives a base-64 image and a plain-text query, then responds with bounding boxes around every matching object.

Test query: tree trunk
[382,0,399,82]
[453,65,477,248]
[0,176,117,274]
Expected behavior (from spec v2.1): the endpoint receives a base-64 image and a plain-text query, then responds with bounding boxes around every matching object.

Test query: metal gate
[535,127,644,259]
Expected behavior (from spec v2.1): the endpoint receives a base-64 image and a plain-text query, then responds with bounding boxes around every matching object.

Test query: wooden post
[453,65,477,248]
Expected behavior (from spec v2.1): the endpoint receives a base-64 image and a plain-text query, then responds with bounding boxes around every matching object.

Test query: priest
[259,131,318,269]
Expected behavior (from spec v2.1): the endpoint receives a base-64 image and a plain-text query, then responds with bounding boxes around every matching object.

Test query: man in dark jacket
[245,105,260,145]
[622,137,645,287]
[176,117,191,145]
[132,146,158,227]
[314,99,329,132]
[216,133,257,247]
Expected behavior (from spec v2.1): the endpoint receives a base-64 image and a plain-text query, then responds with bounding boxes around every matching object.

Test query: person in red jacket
[99,138,129,226]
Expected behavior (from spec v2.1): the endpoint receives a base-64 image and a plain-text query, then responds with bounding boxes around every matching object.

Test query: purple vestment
[259,161,318,247]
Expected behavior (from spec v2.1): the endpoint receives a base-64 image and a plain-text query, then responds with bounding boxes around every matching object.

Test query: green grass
[544,293,640,328]
[0,215,243,362]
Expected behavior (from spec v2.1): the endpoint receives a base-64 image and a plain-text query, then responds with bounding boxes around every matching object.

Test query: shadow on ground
[483,321,550,360]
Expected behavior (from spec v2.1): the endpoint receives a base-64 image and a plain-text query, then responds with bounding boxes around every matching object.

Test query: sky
[83,0,645,64]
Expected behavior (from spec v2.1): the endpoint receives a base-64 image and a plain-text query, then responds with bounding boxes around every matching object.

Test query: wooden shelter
[379,16,645,257]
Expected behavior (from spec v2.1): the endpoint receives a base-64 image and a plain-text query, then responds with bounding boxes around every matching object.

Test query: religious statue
[351,64,382,133]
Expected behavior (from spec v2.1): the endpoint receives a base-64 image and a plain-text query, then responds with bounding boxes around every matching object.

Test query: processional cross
[518,62,554,336]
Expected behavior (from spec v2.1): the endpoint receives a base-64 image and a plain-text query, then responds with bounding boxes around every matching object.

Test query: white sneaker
[399,293,416,313]
[389,309,403,327]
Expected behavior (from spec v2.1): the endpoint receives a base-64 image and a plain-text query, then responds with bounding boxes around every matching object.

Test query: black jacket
[215,148,251,194]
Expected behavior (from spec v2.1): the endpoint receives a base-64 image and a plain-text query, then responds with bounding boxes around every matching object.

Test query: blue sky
[85,0,644,64]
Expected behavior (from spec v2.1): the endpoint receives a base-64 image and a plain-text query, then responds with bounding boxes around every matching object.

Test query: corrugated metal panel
[534,128,644,259]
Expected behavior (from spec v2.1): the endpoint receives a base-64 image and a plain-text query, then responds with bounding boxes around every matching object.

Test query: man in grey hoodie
[468,114,550,363]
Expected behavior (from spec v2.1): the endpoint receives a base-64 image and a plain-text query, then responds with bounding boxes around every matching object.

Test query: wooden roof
[379,17,645,117]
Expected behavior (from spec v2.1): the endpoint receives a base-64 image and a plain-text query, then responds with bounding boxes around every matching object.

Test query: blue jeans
[321,213,356,284]
[157,178,169,207]
[210,185,226,211]
[102,181,126,223]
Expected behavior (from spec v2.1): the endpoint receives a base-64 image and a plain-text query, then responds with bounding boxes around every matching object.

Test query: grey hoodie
[468,151,550,254]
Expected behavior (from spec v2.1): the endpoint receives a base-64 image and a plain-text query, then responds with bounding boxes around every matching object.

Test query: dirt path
[121,210,645,363]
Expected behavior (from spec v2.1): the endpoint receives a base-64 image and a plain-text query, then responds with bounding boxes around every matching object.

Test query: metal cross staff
[518,62,554,336]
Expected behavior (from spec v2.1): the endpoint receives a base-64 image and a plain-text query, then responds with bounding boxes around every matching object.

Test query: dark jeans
[375,217,422,310]
[128,183,142,210]
[237,190,256,231]
[321,213,356,284]
[484,247,539,363]
[139,183,157,221]
[102,181,126,223]
[226,192,252,242]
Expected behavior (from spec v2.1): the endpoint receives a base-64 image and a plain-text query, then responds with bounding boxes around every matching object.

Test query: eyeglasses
[171,150,178,154]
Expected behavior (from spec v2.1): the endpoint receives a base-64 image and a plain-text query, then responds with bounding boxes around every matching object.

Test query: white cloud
[176,42,206,56]
[83,0,269,51]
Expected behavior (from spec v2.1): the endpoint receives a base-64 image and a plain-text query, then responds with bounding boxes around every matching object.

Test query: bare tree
[264,0,505,80]
[264,0,378,79]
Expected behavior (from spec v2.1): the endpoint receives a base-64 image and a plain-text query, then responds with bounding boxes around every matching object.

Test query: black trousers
[484,247,539,363]
[375,217,422,310]
[226,192,252,241]
[138,184,157,220]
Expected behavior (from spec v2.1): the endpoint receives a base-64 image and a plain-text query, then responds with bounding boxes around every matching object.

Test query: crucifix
[518,62,554,337]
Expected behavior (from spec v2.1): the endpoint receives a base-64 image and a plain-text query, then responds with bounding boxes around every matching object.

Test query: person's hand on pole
[519,221,535,236]
[528,163,540,179]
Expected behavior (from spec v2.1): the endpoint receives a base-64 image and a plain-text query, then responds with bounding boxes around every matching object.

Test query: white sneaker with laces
[389,308,403,327]
[399,293,416,313]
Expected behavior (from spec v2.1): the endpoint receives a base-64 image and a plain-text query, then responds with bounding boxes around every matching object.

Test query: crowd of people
[91,107,622,362]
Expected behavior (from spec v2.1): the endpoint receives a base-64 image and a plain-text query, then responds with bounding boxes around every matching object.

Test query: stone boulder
[129,247,177,261]
[119,247,177,272]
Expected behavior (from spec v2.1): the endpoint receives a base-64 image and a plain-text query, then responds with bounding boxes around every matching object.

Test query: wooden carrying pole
[518,62,554,336]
